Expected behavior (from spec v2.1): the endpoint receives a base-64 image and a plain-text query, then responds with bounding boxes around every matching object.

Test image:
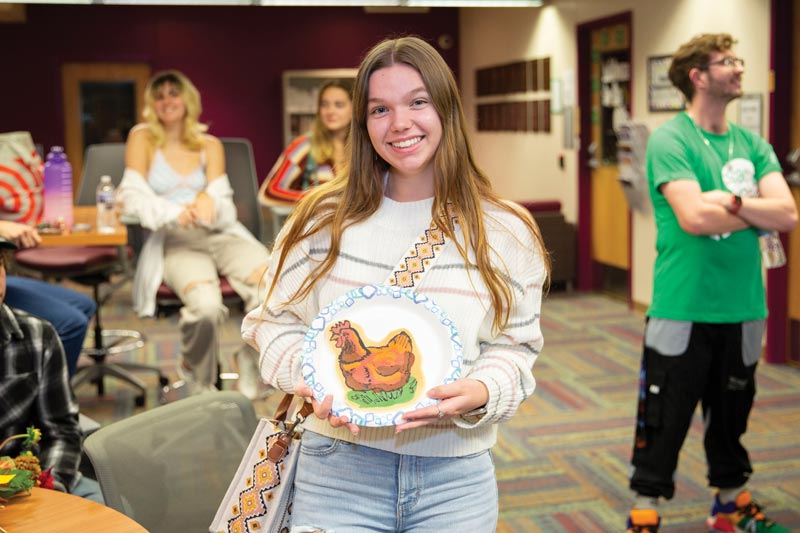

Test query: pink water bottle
[42,146,74,229]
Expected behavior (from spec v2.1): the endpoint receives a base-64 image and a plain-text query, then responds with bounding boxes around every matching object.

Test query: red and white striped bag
[0,131,44,225]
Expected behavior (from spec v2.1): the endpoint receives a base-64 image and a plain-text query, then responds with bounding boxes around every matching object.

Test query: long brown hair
[267,36,549,332]
[309,79,353,164]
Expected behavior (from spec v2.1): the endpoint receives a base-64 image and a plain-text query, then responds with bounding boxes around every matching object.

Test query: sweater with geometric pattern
[242,195,546,457]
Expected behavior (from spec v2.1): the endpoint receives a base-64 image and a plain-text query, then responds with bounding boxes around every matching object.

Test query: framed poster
[738,93,762,136]
[647,55,684,112]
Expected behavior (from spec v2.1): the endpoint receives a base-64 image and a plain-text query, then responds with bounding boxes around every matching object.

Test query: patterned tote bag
[210,394,312,533]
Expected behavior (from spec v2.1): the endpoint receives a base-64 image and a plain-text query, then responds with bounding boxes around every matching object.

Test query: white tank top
[147,149,206,206]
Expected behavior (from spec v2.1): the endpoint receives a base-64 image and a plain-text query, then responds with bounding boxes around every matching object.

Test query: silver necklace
[687,113,733,164]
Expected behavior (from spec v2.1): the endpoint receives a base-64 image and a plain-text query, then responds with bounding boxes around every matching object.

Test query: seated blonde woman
[118,69,269,398]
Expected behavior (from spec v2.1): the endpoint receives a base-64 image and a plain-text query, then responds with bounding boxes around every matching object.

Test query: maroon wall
[0,4,459,181]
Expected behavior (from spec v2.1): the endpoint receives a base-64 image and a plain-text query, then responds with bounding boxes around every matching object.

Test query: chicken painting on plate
[329,320,419,408]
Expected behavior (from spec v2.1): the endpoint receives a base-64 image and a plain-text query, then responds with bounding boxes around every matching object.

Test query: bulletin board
[647,55,684,112]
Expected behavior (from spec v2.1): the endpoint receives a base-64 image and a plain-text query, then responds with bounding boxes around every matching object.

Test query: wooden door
[585,18,632,298]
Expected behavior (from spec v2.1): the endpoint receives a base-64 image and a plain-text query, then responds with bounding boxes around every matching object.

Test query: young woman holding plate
[242,36,549,532]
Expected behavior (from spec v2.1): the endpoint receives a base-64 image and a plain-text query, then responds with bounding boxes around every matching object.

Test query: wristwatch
[729,194,743,215]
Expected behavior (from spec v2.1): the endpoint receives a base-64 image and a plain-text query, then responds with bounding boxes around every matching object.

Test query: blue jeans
[5,276,96,377]
[291,431,498,533]
[72,475,105,505]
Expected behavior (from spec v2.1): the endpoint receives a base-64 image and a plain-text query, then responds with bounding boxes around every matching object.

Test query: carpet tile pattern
[496,292,800,532]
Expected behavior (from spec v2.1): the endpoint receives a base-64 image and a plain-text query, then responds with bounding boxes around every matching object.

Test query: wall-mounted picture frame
[647,55,684,112]
[738,93,762,136]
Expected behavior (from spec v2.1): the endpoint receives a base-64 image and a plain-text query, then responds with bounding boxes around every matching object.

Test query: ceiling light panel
[260,0,541,5]
[7,0,543,5]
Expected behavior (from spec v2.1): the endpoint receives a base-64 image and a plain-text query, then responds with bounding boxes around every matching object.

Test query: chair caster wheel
[135,394,146,407]
[159,376,169,387]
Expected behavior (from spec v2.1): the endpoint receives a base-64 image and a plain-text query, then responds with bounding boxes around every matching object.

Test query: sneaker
[627,509,660,533]
[235,346,262,400]
[707,490,789,533]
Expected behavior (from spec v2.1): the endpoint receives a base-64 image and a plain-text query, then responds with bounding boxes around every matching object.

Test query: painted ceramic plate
[302,285,463,427]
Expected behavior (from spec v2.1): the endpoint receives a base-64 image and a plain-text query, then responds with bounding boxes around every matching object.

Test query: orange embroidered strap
[387,204,458,289]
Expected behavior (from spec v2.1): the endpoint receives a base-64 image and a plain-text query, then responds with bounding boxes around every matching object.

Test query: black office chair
[14,143,166,406]
[222,137,267,244]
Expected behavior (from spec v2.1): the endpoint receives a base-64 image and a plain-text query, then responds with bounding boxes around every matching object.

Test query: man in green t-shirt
[625,34,797,533]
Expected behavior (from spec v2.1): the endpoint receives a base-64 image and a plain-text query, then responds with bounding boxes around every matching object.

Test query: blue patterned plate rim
[301,284,463,427]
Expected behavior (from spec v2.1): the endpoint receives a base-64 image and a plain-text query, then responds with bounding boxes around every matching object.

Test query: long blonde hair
[142,70,208,150]
[269,36,549,332]
[309,79,353,164]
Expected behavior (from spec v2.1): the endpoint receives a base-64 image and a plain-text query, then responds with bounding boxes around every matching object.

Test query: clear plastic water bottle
[758,229,787,269]
[42,146,74,229]
[96,175,116,234]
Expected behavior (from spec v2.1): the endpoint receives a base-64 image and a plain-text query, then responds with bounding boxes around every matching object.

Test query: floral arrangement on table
[0,426,54,508]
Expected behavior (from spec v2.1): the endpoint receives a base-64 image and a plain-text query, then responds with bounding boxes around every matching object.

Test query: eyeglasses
[701,57,745,69]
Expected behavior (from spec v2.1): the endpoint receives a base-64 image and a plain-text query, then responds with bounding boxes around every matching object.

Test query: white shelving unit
[282,68,358,145]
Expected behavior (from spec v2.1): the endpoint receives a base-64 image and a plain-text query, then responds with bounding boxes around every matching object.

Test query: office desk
[39,206,127,247]
[0,487,148,532]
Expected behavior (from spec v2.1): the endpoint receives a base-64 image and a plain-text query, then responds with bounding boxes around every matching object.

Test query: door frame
[766,0,794,363]
[576,11,633,296]
[62,62,150,196]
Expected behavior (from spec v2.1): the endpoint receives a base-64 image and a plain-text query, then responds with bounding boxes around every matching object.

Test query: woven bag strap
[386,203,458,289]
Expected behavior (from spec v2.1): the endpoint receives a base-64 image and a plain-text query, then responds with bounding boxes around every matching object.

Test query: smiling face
[700,50,744,103]
[152,82,187,126]
[318,85,353,135]
[366,63,442,199]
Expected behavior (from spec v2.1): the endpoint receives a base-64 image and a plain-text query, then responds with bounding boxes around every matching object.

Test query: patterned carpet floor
[74,281,800,532]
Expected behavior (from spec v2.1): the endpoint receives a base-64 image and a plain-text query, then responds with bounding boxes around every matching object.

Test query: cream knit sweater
[242,195,546,457]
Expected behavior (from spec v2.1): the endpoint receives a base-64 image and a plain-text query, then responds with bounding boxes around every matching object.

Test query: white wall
[460,6,579,221]
[460,0,772,307]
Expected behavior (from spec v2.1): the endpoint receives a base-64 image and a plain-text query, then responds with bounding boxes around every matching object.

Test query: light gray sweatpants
[162,227,269,386]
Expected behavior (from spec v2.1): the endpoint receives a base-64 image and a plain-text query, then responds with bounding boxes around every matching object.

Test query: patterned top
[242,196,546,457]
[0,304,82,491]
[258,135,335,204]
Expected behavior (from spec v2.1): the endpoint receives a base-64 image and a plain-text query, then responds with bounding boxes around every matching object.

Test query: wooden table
[0,487,148,532]
[39,206,127,247]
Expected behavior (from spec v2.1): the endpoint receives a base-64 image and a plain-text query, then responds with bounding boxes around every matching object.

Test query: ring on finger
[436,404,444,418]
